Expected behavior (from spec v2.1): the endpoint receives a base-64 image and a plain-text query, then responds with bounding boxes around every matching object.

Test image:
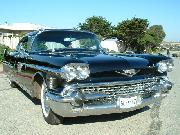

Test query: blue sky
[0,0,180,41]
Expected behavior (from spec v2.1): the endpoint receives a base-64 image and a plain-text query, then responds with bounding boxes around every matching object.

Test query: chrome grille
[78,78,158,99]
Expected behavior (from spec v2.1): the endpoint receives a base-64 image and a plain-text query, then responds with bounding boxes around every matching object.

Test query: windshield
[32,30,100,52]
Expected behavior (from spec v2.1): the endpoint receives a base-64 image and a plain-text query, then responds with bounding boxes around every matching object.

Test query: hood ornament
[115,69,140,77]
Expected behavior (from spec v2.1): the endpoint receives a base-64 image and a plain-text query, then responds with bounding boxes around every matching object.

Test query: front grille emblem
[115,69,140,77]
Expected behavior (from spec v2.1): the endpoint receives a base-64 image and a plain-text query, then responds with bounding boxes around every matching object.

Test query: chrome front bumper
[45,77,172,117]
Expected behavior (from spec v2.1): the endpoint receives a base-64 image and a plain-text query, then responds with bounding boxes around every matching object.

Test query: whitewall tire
[40,83,63,125]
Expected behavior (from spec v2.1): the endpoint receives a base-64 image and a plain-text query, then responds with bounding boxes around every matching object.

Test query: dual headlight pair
[61,59,173,82]
[157,59,174,73]
[61,63,90,82]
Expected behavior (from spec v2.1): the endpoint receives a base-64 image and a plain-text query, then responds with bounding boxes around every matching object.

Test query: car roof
[25,29,94,37]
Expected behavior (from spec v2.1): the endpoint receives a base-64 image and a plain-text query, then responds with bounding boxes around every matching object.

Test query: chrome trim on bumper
[47,93,163,117]
[45,77,172,117]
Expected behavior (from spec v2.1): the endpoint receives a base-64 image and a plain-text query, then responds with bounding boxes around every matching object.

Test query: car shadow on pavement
[16,85,41,105]
[63,106,150,125]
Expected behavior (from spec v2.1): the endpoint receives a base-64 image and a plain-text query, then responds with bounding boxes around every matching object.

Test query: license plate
[117,96,138,108]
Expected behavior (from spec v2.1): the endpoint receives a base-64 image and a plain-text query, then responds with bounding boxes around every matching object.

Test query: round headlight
[61,63,90,82]
[76,66,90,80]
[62,65,77,82]
[157,59,174,73]
[157,61,168,73]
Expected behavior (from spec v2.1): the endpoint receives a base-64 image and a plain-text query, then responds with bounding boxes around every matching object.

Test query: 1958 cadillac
[3,29,173,125]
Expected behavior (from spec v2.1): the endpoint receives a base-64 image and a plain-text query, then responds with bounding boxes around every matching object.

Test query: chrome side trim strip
[24,63,63,75]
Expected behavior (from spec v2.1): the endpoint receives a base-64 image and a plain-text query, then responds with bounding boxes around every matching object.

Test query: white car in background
[100,38,119,52]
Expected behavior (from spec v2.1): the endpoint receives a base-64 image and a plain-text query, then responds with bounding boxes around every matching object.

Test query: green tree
[137,25,166,52]
[78,16,113,38]
[115,17,149,52]
[137,33,155,52]
[0,44,11,62]
[78,16,166,53]
[147,25,166,44]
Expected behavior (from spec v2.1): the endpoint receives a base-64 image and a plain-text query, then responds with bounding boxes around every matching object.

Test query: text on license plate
[117,96,138,108]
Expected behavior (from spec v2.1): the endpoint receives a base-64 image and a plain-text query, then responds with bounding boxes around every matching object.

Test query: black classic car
[3,29,173,125]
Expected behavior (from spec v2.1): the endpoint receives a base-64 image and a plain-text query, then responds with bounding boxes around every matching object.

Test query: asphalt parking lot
[0,58,180,135]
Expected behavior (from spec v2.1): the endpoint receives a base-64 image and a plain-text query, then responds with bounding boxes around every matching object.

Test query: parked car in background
[3,29,173,125]
[100,38,119,52]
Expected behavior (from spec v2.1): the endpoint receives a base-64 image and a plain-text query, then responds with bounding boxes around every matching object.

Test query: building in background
[0,22,49,49]
[161,41,180,51]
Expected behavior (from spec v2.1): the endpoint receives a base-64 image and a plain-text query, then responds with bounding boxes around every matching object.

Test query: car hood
[29,53,149,73]
[134,54,171,64]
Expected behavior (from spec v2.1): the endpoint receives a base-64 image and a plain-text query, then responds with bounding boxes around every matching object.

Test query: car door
[3,49,18,82]
[15,36,33,95]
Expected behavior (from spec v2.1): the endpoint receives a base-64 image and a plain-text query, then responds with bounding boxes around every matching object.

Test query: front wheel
[41,83,64,125]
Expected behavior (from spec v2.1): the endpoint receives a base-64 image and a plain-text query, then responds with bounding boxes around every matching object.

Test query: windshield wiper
[54,48,98,53]
[31,49,53,54]
[54,48,77,52]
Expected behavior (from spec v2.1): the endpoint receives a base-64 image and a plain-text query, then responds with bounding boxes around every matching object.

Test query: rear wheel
[41,83,64,125]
